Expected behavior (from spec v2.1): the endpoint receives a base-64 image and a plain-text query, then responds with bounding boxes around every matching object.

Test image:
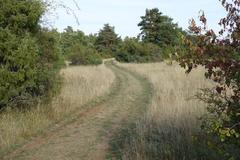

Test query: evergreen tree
[0,0,62,109]
[138,8,180,47]
[95,24,120,57]
[0,0,45,35]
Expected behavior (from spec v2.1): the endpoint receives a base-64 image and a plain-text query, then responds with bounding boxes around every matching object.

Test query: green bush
[60,27,91,57]
[115,38,162,63]
[68,44,102,65]
[0,1,63,110]
[37,28,62,64]
[0,28,40,108]
[34,28,64,103]
[0,0,45,35]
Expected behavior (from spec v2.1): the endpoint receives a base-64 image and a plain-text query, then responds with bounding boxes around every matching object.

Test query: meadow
[0,64,115,155]
[0,62,215,159]
[118,62,213,159]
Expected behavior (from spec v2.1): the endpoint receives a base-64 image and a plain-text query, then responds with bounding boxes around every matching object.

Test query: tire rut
[3,63,153,160]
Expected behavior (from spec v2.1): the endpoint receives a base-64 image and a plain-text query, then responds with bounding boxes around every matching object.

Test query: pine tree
[95,24,120,57]
[138,8,180,47]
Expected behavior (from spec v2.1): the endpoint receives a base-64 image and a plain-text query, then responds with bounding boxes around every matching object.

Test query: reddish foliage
[179,0,240,157]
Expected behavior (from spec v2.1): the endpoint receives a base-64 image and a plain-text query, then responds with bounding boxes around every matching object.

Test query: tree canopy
[95,24,121,57]
[138,8,181,47]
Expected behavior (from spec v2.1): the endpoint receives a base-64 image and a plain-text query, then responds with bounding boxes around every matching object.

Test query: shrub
[115,38,162,63]
[68,44,102,65]
[179,0,240,159]
[0,28,40,109]
[0,0,45,35]
[34,28,64,103]
[60,27,91,57]
[37,28,62,65]
[0,1,63,110]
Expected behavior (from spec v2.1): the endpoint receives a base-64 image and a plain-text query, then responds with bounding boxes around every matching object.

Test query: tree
[179,1,240,159]
[138,8,181,47]
[95,24,120,57]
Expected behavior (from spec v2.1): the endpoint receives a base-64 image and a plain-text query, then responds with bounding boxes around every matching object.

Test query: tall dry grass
[0,64,115,154]
[119,62,213,160]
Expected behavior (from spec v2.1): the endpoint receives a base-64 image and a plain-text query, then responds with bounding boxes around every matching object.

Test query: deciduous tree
[179,0,240,158]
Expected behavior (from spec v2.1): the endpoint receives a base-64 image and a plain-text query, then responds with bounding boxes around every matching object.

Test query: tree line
[63,8,185,64]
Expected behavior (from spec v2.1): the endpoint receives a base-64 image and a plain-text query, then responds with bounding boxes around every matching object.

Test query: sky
[45,0,226,37]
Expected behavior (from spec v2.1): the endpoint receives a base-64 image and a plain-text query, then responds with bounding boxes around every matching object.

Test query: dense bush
[60,26,91,56]
[0,0,63,110]
[60,27,103,65]
[67,44,102,65]
[0,29,39,108]
[35,28,64,101]
[115,38,162,63]
[37,28,62,64]
[0,0,45,35]
[179,0,240,159]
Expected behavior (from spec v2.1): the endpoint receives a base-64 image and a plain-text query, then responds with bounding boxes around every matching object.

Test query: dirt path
[3,63,153,160]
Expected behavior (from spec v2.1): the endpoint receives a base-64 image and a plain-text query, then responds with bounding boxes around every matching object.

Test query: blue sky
[46,0,226,37]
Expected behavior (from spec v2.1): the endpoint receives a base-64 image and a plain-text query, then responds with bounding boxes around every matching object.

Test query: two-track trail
[3,63,153,160]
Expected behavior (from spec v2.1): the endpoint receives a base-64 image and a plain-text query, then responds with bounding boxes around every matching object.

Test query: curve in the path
[3,63,153,160]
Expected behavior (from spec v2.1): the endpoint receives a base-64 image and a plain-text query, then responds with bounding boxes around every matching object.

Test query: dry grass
[0,64,115,154]
[118,62,213,160]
